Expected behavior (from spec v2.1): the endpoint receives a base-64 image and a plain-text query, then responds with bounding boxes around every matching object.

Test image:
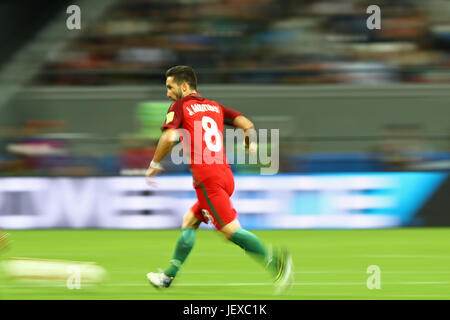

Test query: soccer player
[145,66,294,294]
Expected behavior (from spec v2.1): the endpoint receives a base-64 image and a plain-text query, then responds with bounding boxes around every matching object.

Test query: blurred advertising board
[0,173,447,229]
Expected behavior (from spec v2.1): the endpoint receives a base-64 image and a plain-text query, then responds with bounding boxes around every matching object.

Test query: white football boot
[273,248,295,295]
[146,269,174,289]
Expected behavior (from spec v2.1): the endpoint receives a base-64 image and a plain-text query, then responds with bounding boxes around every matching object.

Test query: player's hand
[244,140,257,155]
[145,166,162,187]
[248,141,257,155]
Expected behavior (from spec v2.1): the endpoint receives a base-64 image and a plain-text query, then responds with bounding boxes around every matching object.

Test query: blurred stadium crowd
[33,0,450,85]
[0,119,447,176]
[0,0,449,176]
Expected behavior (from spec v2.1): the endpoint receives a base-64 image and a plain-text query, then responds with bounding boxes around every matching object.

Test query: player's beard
[168,88,183,101]
[175,88,183,100]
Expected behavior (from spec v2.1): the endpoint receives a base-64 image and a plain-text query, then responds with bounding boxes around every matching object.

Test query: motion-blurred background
[0,0,449,230]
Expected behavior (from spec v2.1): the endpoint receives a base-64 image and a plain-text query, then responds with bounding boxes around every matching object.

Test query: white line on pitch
[113,270,450,275]
[181,270,450,275]
[1,281,450,288]
[169,281,450,287]
[359,255,450,259]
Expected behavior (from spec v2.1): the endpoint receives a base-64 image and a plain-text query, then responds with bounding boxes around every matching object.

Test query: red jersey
[161,93,242,177]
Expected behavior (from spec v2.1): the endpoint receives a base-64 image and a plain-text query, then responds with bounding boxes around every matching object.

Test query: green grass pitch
[0,228,449,300]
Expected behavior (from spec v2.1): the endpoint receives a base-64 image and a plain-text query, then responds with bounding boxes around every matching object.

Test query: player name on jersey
[186,103,220,116]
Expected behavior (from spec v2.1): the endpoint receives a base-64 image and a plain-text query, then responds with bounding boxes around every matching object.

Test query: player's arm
[222,104,257,152]
[222,104,253,132]
[146,101,182,184]
[222,102,258,154]
[145,128,178,184]
[233,115,254,132]
[233,115,257,153]
[152,128,178,163]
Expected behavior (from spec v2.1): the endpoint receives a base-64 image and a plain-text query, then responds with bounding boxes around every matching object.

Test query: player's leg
[201,182,294,294]
[163,209,201,278]
[197,183,276,273]
[218,169,274,267]
[147,206,203,289]
[196,176,294,294]
[221,219,294,294]
[221,219,278,274]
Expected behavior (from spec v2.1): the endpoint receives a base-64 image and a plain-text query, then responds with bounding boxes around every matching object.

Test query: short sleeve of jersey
[221,104,242,127]
[161,100,183,131]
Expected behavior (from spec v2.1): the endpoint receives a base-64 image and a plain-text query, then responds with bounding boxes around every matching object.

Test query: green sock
[231,229,274,271]
[164,228,196,277]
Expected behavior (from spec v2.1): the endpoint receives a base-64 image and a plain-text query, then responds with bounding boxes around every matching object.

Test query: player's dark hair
[166,65,197,90]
